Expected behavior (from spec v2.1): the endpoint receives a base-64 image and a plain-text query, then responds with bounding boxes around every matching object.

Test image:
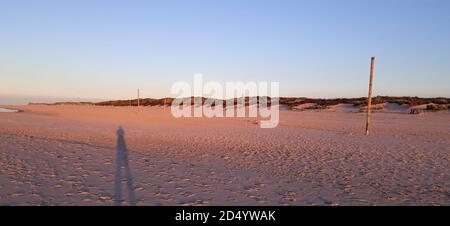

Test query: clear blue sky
[1,0,450,104]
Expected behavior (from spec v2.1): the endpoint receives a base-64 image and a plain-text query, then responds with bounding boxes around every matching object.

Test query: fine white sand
[0,104,448,206]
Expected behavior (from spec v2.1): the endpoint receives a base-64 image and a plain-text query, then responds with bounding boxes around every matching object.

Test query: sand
[0,104,449,206]
[0,108,19,113]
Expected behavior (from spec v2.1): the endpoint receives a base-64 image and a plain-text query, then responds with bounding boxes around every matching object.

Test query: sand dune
[0,105,449,205]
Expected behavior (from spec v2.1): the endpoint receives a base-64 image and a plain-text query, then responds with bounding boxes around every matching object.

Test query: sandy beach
[0,104,449,206]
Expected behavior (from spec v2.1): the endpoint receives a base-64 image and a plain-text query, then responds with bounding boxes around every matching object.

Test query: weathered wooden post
[137,88,140,107]
[365,57,375,135]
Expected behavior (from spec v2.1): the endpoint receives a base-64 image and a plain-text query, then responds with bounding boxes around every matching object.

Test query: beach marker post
[365,57,375,135]
[137,88,141,107]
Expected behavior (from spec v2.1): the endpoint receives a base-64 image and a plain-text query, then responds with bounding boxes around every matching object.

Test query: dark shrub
[409,109,423,115]
[426,104,447,111]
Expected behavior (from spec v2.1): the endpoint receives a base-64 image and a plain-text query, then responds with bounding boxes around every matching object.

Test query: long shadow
[114,126,137,206]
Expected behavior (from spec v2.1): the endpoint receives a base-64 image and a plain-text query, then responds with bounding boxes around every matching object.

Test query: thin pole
[365,57,375,135]
[137,89,140,107]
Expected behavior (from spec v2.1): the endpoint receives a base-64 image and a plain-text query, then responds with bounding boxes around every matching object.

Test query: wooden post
[137,89,140,107]
[365,57,375,135]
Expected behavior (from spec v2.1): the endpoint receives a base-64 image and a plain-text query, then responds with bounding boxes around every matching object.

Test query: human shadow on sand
[114,126,137,206]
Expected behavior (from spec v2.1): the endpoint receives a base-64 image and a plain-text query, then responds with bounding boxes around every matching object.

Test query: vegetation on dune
[358,104,385,112]
[425,104,448,111]
[29,96,450,109]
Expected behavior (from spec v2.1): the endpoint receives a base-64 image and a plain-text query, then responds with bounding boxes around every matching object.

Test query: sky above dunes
[1,0,450,104]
